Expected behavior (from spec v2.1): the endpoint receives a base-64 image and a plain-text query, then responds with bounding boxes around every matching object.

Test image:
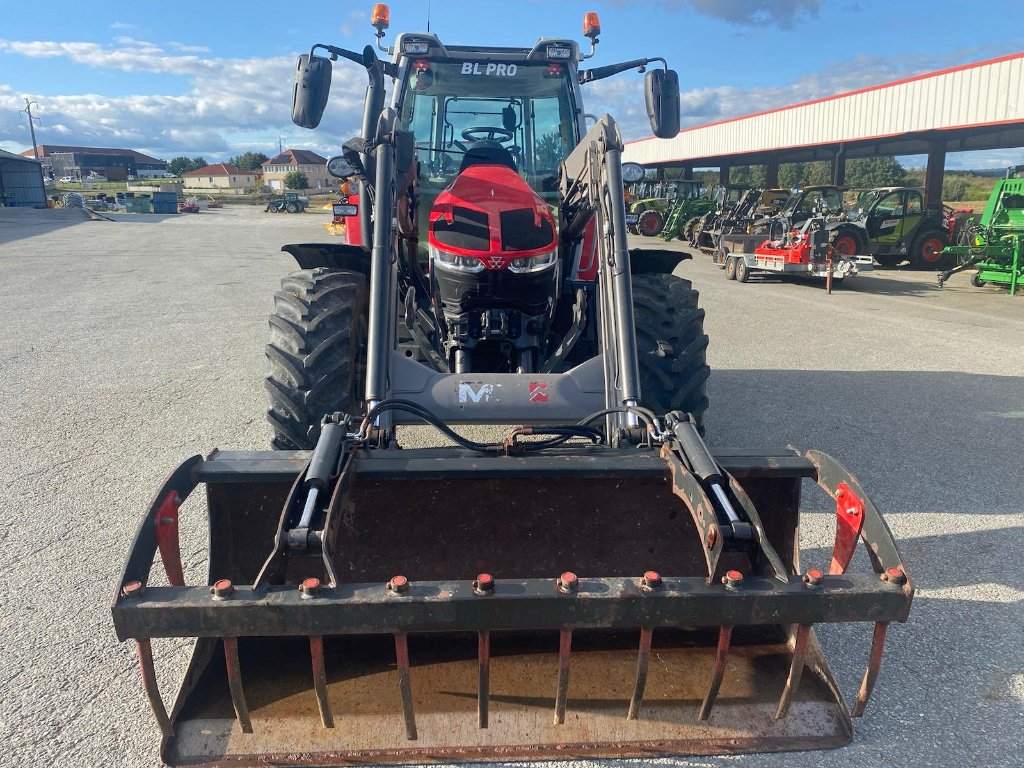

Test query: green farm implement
[939,170,1024,294]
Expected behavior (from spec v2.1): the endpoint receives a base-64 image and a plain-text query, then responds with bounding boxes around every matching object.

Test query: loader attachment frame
[114,443,911,765]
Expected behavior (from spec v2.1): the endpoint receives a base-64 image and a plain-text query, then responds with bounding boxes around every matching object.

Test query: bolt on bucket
[113,446,911,765]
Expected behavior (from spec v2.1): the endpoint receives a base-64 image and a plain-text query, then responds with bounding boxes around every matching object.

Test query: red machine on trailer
[719,216,872,287]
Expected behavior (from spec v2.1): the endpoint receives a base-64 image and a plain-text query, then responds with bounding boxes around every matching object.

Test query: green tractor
[625,180,681,236]
[939,170,1024,295]
[265,190,310,213]
[659,181,715,241]
[827,187,954,269]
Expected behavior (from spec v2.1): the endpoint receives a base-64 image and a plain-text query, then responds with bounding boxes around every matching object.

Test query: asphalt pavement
[0,205,1021,767]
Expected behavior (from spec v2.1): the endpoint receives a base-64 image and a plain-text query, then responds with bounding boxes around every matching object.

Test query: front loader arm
[559,116,643,426]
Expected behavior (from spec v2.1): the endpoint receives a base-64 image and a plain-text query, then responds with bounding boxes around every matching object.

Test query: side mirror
[645,69,680,139]
[326,156,356,178]
[292,54,332,129]
[502,106,517,133]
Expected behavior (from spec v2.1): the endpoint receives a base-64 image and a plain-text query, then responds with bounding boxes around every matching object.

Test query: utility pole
[277,136,285,156]
[21,99,40,159]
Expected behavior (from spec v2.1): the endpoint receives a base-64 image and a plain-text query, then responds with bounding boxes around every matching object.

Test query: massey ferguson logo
[487,255,504,269]
[458,381,498,404]
[528,382,549,403]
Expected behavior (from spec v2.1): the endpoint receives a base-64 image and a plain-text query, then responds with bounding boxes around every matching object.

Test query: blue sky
[2,0,1023,168]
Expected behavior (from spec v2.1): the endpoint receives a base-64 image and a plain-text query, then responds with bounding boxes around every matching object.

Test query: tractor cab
[394,36,583,206]
[780,185,844,224]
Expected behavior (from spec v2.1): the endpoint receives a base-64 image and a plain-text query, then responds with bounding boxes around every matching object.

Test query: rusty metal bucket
[113,446,911,765]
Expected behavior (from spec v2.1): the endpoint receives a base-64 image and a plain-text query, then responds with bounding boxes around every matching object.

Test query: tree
[844,156,907,189]
[167,156,208,176]
[534,132,565,169]
[284,170,309,190]
[230,151,269,171]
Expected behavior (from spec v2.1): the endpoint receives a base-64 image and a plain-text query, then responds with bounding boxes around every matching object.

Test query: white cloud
[1,38,1019,169]
[607,0,821,28]
[0,38,369,159]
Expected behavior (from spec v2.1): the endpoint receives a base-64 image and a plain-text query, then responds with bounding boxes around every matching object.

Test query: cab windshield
[398,59,577,200]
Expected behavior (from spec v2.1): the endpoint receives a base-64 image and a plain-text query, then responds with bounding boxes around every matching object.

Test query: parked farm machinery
[939,170,1024,294]
[112,6,913,765]
[830,187,954,269]
[718,214,871,287]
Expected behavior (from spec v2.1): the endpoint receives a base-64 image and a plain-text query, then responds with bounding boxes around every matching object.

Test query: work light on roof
[546,45,572,60]
[403,39,430,55]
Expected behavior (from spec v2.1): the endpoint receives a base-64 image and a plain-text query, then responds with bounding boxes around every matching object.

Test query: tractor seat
[460,144,517,173]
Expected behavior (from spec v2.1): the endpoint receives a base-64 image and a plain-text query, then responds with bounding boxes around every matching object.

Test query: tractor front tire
[265,268,368,450]
[638,209,666,237]
[632,273,711,431]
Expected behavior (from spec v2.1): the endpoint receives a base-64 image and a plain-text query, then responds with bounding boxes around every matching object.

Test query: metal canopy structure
[0,148,46,207]
[623,51,1024,206]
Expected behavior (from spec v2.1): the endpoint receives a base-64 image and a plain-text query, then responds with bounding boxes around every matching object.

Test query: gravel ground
[0,205,1021,767]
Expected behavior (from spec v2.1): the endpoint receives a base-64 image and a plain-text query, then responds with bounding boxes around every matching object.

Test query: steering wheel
[461,127,514,144]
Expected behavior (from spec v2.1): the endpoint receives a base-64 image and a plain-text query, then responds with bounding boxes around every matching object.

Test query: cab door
[866,190,907,244]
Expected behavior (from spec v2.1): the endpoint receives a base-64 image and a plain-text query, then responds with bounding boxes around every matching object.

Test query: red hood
[428,164,557,269]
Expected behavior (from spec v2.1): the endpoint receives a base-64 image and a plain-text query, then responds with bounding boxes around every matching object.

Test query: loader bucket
[113,446,912,765]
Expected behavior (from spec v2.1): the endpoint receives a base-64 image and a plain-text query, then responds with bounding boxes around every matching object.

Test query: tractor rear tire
[638,209,666,237]
[265,268,368,450]
[632,273,711,431]
[910,231,951,270]
[286,201,300,213]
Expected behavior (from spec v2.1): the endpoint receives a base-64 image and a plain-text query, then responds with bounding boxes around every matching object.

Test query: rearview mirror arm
[578,57,667,85]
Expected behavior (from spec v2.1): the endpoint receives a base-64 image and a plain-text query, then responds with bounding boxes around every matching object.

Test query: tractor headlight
[507,250,558,274]
[430,244,485,273]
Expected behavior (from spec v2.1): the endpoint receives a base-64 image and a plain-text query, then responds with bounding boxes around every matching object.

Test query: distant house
[20,144,167,181]
[181,163,257,194]
[262,149,330,191]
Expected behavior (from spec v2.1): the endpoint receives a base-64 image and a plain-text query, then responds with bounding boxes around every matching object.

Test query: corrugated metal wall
[0,158,47,206]
[625,54,1024,165]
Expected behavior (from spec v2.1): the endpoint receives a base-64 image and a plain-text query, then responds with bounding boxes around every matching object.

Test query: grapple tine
[222,637,253,733]
[135,639,173,738]
[697,626,732,721]
[553,628,572,725]
[394,633,417,740]
[775,624,811,720]
[153,491,185,587]
[626,627,653,720]
[309,635,334,728]
[852,621,889,717]
[478,630,490,728]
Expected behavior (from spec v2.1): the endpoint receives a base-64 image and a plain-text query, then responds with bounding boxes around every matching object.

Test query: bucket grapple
[113,7,912,764]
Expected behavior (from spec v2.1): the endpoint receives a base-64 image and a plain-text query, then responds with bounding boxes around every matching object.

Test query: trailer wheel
[971,272,985,287]
[638,209,665,237]
[735,258,750,283]
[632,273,710,431]
[725,256,737,280]
[266,268,368,449]
[910,232,951,269]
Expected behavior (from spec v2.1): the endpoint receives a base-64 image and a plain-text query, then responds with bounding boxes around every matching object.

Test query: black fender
[281,242,372,281]
[828,223,864,251]
[628,247,691,275]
